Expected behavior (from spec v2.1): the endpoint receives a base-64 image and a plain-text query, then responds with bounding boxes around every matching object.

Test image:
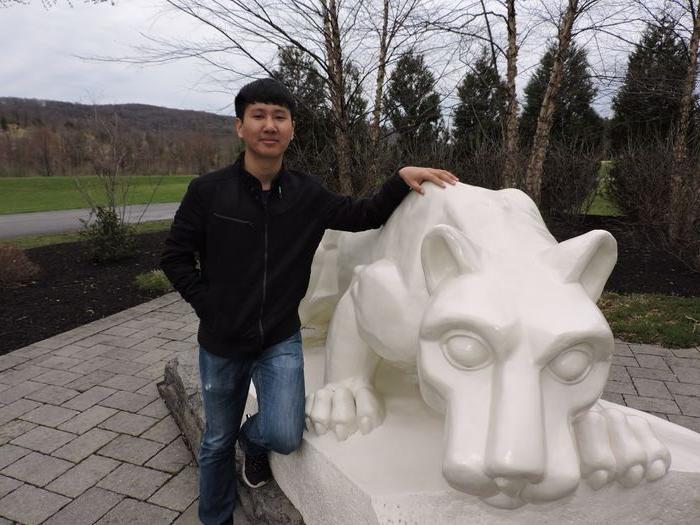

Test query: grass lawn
[598,292,700,348]
[588,160,623,217]
[0,175,196,215]
[6,219,173,250]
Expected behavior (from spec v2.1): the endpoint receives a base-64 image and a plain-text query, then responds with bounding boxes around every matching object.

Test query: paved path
[0,203,179,239]
[0,293,698,524]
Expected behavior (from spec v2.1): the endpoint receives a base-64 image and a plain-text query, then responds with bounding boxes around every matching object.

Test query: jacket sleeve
[159,178,210,318]
[319,172,411,232]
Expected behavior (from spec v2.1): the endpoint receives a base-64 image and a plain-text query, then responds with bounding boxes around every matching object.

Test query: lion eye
[442,334,492,370]
[548,347,593,383]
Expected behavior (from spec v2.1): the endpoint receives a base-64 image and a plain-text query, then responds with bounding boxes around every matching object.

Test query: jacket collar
[232,152,296,213]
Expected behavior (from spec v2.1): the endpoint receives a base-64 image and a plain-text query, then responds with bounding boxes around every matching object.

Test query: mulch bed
[1,217,698,356]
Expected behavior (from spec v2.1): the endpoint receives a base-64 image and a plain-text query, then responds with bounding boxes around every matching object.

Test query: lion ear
[541,230,617,301]
[421,225,482,295]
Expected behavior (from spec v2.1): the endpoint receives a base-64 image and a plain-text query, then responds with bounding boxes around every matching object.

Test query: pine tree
[383,50,441,158]
[520,42,603,150]
[453,49,507,154]
[611,18,690,151]
[273,47,333,174]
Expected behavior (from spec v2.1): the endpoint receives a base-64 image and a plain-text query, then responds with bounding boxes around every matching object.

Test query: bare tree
[502,0,520,187]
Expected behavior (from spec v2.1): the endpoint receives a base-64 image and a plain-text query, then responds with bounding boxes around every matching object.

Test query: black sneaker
[242,450,272,488]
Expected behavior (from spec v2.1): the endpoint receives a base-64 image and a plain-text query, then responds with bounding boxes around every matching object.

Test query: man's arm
[159,179,210,318]
[320,167,458,231]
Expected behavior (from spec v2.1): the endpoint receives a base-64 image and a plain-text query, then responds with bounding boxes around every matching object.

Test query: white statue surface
[297,182,700,513]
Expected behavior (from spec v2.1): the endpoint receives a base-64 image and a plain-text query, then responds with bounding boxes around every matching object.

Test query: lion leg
[306,285,382,441]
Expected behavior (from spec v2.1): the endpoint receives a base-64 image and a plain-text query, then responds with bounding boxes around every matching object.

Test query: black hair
[234,78,296,121]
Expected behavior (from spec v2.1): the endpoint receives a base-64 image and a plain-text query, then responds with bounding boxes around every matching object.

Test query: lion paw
[305,379,384,441]
[573,407,671,490]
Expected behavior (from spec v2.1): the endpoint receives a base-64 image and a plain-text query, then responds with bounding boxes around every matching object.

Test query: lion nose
[484,363,546,483]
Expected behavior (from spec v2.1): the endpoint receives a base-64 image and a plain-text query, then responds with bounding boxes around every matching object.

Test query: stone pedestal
[160,326,700,525]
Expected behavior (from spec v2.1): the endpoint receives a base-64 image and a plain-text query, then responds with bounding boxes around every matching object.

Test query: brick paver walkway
[0,292,698,524]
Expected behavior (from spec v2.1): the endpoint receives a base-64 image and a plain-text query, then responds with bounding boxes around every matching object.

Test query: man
[160,78,457,525]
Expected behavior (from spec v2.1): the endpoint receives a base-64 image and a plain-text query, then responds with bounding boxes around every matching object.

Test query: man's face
[235,102,294,162]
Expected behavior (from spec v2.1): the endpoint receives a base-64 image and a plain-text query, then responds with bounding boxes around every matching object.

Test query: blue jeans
[197,331,305,525]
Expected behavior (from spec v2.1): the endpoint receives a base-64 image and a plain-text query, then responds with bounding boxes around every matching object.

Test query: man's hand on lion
[398,166,459,194]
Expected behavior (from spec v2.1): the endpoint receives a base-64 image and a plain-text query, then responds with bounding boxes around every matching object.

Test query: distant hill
[0,97,235,138]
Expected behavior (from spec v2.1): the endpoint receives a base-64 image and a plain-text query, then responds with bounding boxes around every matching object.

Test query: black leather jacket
[160,155,410,357]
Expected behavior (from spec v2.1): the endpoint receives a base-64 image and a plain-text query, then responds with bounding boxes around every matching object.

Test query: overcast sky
[1,0,239,114]
[1,0,636,118]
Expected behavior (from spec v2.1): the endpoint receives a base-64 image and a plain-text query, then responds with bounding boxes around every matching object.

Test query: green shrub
[135,269,173,294]
[0,243,42,287]
[79,206,137,263]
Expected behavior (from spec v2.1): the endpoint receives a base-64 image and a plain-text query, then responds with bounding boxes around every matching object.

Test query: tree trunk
[502,0,520,188]
[365,0,390,192]
[669,0,700,244]
[524,0,578,205]
[322,0,353,195]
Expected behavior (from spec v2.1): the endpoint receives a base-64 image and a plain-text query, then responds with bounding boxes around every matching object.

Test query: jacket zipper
[212,212,253,226]
[258,201,269,346]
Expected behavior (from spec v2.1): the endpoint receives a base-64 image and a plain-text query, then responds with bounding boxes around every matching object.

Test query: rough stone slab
[97,463,170,500]
[600,392,623,404]
[62,385,117,411]
[160,351,302,525]
[140,415,181,444]
[58,405,118,434]
[46,454,121,498]
[0,444,31,470]
[0,420,36,446]
[100,390,155,412]
[10,425,76,453]
[98,435,164,465]
[25,384,79,405]
[103,325,142,337]
[0,380,45,404]
[69,357,117,375]
[1,451,73,486]
[52,428,118,462]
[136,380,162,398]
[19,403,79,427]
[43,486,124,525]
[131,338,171,352]
[145,437,194,473]
[148,465,198,511]
[99,411,159,436]
[613,342,633,357]
[632,378,673,399]
[94,497,178,525]
[635,354,671,370]
[135,362,169,380]
[0,483,70,525]
[0,473,22,499]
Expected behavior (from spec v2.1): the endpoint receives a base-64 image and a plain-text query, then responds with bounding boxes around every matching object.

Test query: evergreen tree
[453,49,507,154]
[0,116,7,132]
[520,42,603,150]
[611,18,691,151]
[383,50,442,157]
[273,47,333,174]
